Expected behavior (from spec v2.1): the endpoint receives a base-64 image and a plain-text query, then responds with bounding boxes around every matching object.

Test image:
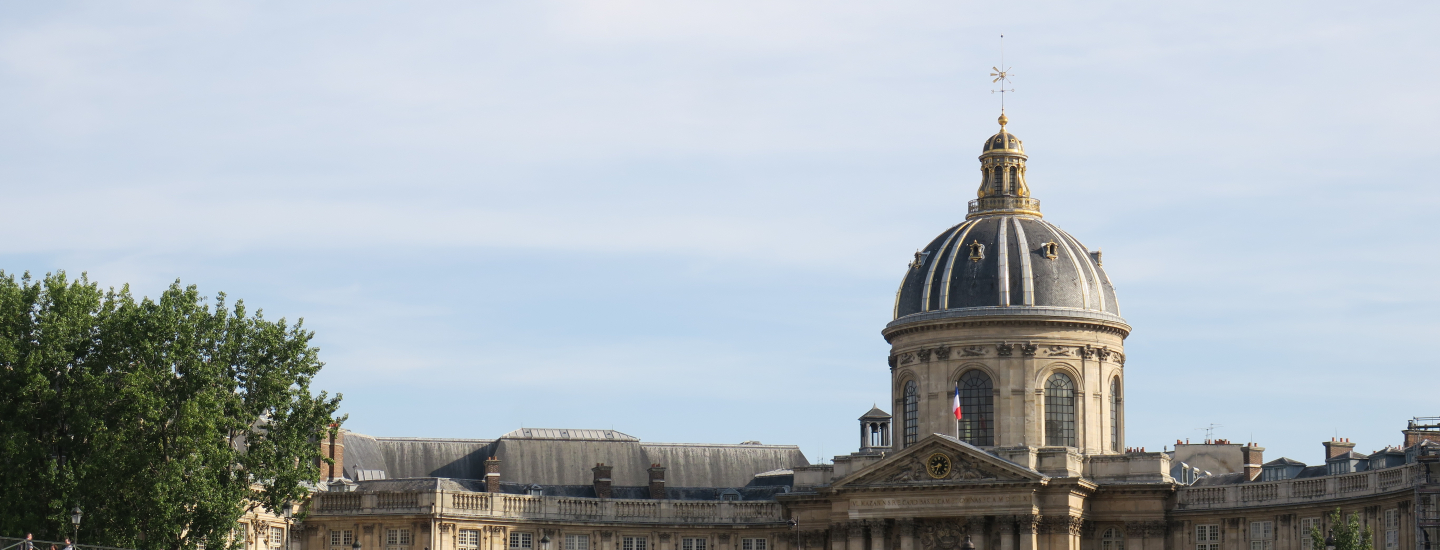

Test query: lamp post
[353,540,362,550]
[1324,529,1336,550]
[281,503,294,550]
[70,507,83,546]
[540,532,551,550]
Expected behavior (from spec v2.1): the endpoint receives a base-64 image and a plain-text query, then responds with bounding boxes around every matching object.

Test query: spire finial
[990,35,1014,115]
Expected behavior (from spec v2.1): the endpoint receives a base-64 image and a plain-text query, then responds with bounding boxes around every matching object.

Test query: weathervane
[990,35,1014,114]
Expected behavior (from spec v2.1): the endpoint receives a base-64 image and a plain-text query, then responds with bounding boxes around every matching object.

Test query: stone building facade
[275,114,1440,550]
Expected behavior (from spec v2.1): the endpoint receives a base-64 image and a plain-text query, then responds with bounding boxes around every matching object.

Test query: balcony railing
[309,490,784,525]
[1177,465,1417,510]
[968,197,1041,216]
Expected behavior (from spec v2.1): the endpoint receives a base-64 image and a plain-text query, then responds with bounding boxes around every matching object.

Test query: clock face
[926,452,952,479]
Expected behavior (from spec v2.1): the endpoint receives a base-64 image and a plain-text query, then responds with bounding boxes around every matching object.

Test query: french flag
[953,381,963,420]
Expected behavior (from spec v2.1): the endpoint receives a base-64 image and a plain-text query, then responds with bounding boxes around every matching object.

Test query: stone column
[868,521,887,550]
[996,517,1015,550]
[831,525,846,550]
[847,522,865,550]
[897,520,915,550]
[1017,516,1036,550]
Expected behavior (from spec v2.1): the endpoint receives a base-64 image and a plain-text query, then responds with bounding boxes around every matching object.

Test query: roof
[859,407,891,420]
[1263,457,1306,467]
[341,429,808,488]
[890,216,1125,328]
[500,428,639,441]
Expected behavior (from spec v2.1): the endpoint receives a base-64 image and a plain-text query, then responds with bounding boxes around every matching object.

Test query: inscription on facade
[852,495,1029,508]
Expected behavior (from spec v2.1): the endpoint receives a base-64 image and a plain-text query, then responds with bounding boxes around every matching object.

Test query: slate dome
[889,115,1127,332]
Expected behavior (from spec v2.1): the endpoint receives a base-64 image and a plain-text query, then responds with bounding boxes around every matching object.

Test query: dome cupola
[888,114,1127,335]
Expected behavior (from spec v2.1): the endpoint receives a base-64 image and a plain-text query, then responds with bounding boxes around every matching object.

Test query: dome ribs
[1011,217,1035,306]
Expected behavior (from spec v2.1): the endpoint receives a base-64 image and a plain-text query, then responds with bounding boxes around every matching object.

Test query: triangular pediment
[833,434,1046,488]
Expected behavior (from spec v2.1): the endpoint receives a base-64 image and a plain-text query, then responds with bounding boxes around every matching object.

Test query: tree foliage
[1310,508,1375,550]
[0,271,343,550]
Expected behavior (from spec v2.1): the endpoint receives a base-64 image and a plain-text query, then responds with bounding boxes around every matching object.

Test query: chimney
[485,457,502,493]
[648,464,667,499]
[592,463,613,499]
[320,425,345,481]
[1323,438,1356,460]
[1242,443,1265,481]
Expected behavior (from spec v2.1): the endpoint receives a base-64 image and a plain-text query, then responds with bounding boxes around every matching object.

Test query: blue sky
[2,1,1437,467]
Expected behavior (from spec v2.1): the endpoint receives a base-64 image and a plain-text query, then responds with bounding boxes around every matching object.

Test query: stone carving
[934,346,951,360]
[879,452,999,483]
[916,348,932,361]
[1115,352,1126,365]
[896,519,917,537]
[1080,520,1097,537]
[917,518,971,550]
[1021,343,1037,356]
[1037,516,1081,535]
[659,534,672,542]
[884,456,927,482]
[600,532,614,541]
[1124,521,1168,538]
[996,342,1014,356]
[847,522,865,537]
[960,346,986,357]
[718,534,731,543]
[439,524,453,533]
[1095,346,1112,361]
[901,353,915,364]
[1079,345,1096,359]
[363,526,375,535]
[888,355,897,370]
[1045,345,1072,356]
[1016,515,1039,534]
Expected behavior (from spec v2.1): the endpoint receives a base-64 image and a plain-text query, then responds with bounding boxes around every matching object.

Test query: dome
[888,114,1127,332]
[983,131,1024,153]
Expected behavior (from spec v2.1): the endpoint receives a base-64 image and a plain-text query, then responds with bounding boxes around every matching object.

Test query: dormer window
[969,241,985,262]
[527,484,544,497]
[1042,241,1059,260]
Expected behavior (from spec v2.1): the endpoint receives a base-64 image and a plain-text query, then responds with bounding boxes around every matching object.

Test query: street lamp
[280,503,294,550]
[70,507,83,545]
[1324,529,1336,550]
[540,533,551,550]
[352,541,362,550]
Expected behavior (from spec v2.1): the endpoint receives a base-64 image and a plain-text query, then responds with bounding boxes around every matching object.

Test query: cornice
[883,309,1131,343]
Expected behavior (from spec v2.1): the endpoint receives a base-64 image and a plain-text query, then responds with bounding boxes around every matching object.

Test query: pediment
[833,434,1045,488]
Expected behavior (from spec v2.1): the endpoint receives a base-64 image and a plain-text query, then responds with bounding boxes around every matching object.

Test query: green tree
[1310,508,1375,550]
[0,271,343,550]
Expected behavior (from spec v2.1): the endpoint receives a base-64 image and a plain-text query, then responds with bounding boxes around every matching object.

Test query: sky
[1,1,1438,468]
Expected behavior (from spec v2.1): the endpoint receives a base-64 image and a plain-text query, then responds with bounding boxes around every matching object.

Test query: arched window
[903,381,919,447]
[1110,377,1122,452]
[1044,372,1077,447]
[957,370,994,446]
[1101,528,1124,550]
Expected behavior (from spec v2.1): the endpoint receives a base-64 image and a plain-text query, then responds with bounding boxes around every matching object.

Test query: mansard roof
[341,429,808,489]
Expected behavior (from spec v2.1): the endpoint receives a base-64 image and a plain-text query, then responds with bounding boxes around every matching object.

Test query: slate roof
[342,429,808,489]
[891,216,1124,325]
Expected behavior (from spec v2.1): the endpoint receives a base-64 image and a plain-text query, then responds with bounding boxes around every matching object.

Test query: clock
[925,452,952,479]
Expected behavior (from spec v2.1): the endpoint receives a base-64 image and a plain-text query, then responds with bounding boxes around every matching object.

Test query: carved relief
[879,452,1000,483]
[363,526,375,535]
[888,355,898,369]
[1037,516,1081,535]
[659,534,672,542]
[1079,345,1097,359]
[916,348,932,361]
[996,342,1014,356]
[960,346,986,357]
[718,534,731,543]
[917,518,971,550]
[901,353,915,364]
[847,522,865,537]
[1124,521,1168,538]
[1021,343,1037,356]
[934,346,951,360]
[1017,515,1039,534]
[600,532,614,541]
[1045,345,1072,356]
[1095,346,1112,361]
